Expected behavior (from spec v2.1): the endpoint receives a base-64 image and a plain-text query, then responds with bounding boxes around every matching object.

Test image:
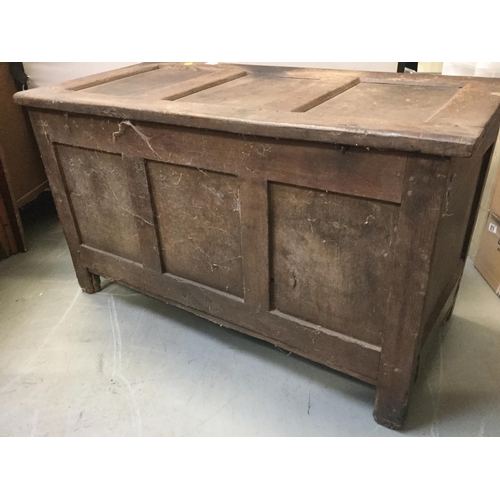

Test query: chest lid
[14,62,500,157]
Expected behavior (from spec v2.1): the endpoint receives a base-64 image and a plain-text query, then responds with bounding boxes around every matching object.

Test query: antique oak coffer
[15,63,500,429]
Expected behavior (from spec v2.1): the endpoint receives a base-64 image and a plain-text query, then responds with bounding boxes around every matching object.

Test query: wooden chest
[15,63,500,429]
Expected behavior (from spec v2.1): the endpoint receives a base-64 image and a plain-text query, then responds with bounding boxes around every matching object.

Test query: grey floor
[1,197,499,437]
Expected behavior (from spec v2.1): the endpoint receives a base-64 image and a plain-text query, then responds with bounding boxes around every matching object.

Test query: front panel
[148,161,244,297]
[31,110,408,384]
[55,144,142,263]
[270,183,398,346]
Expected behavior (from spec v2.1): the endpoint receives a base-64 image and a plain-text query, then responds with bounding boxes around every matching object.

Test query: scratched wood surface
[148,161,244,297]
[56,145,142,263]
[421,122,499,342]
[270,183,398,346]
[14,62,500,157]
[17,64,500,430]
[29,110,406,204]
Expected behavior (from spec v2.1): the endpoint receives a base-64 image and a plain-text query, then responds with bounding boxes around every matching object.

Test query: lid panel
[83,65,212,96]
[176,73,359,112]
[13,63,500,157]
[306,82,461,124]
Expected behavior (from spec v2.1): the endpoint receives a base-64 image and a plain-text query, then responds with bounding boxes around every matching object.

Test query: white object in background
[231,62,398,72]
[442,62,500,78]
[23,62,139,88]
[418,62,443,73]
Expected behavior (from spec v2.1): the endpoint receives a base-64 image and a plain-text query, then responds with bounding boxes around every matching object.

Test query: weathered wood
[31,112,407,204]
[148,161,244,297]
[82,64,244,98]
[28,113,101,293]
[61,63,161,91]
[12,87,481,157]
[14,63,500,157]
[424,266,464,338]
[177,73,359,112]
[138,68,248,101]
[79,243,381,384]
[17,64,500,430]
[122,156,163,273]
[270,183,399,346]
[374,155,449,429]
[55,144,142,263]
[421,121,499,340]
[306,82,461,125]
[239,179,270,311]
[422,148,492,331]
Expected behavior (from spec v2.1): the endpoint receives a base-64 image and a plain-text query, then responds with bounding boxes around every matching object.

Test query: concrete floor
[1,197,499,436]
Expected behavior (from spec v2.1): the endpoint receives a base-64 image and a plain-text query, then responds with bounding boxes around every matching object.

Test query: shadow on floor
[405,314,500,433]
[20,191,59,243]
[106,282,378,405]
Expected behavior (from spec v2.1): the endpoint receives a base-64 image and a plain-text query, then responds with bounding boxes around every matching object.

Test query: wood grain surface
[15,63,500,157]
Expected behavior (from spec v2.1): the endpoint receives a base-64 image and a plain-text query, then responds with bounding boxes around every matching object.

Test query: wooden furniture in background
[0,63,48,255]
[0,146,25,256]
[15,63,500,429]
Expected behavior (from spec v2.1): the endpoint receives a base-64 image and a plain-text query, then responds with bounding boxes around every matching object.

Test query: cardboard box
[474,213,500,296]
[491,170,500,219]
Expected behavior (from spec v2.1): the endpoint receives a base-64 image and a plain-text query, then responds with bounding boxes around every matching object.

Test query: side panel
[422,131,498,340]
[374,156,449,429]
